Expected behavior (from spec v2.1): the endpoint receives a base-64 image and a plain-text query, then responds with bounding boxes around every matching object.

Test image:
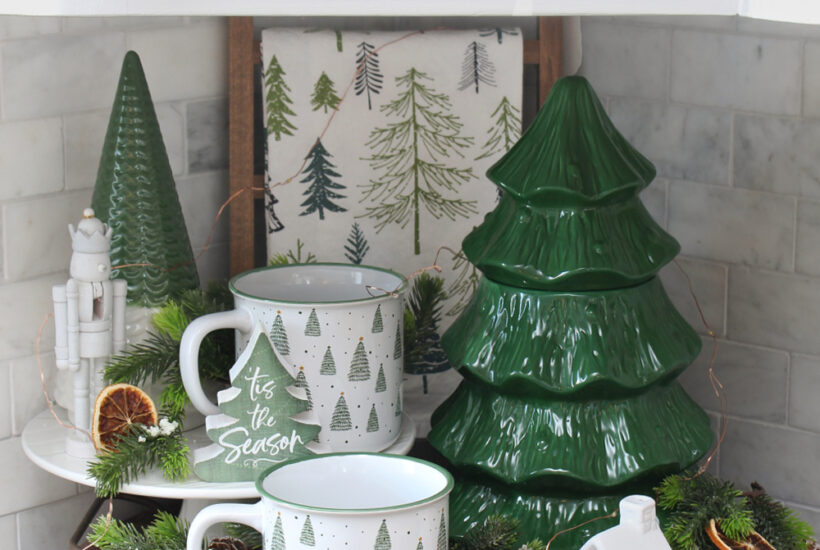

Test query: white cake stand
[21,408,417,500]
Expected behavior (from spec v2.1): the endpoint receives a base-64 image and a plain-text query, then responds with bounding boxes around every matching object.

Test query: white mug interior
[232,264,406,303]
[259,454,453,510]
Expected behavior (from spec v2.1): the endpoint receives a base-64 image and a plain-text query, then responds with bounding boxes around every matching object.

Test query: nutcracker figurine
[52,208,127,457]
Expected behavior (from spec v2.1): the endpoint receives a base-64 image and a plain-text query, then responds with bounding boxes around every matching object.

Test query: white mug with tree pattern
[180,263,407,452]
[186,453,452,550]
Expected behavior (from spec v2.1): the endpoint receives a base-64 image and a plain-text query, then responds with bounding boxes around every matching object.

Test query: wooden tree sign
[194,323,322,482]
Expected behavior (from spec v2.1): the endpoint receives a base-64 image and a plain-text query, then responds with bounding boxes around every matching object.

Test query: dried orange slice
[92,383,158,451]
[706,519,776,550]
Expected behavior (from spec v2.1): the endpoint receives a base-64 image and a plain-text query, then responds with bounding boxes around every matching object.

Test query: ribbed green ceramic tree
[428,76,713,549]
[91,51,199,307]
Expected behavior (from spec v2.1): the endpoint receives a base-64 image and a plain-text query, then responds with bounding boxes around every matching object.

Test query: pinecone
[208,536,248,550]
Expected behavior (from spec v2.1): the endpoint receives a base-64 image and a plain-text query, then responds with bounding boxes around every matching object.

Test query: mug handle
[180,309,253,416]
[187,501,264,550]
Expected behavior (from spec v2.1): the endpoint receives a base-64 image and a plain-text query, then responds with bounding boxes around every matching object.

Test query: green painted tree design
[305,308,321,336]
[395,390,402,417]
[374,519,391,550]
[270,312,290,356]
[272,513,286,550]
[295,367,312,411]
[393,324,402,360]
[311,71,340,113]
[265,54,297,141]
[475,96,522,161]
[335,30,343,52]
[344,222,370,264]
[300,140,347,220]
[375,365,387,393]
[361,68,477,255]
[330,393,352,431]
[300,515,315,546]
[479,28,520,44]
[320,346,336,375]
[367,403,379,432]
[348,339,371,381]
[355,41,383,110]
[372,305,384,333]
[458,41,496,93]
[446,250,480,316]
[416,538,424,550]
[92,51,199,307]
[436,510,447,550]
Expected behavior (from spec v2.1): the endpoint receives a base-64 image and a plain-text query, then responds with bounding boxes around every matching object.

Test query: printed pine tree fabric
[261,28,523,434]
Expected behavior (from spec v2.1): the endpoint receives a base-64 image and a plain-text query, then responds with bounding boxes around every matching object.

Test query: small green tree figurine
[91,51,199,308]
[361,68,477,255]
[265,54,297,140]
[300,140,347,220]
[311,71,341,113]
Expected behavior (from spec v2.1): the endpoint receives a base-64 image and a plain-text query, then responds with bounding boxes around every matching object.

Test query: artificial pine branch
[104,285,234,419]
[88,416,190,497]
[745,482,817,549]
[89,510,188,550]
[451,515,520,550]
[404,272,446,366]
[224,523,263,550]
[656,473,754,550]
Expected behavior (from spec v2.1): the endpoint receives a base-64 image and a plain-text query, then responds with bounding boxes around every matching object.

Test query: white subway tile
[579,21,669,100]
[17,492,94,549]
[0,16,60,40]
[0,118,63,200]
[608,15,737,31]
[62,16,185,33]
[720,419,820,506]
[3,190,92,281]
[728,266,820,355]
[195,241,229,287]
[671,30,800,115]
[187,99,227,174]
[10,353,54,437]
[796,200,820,276]
[126,20,227,102]
[0,514,15,550]
[0,365,10,440]
[737,17,820,38]
[803,42,820,118]
[176,171,228,249]
[2,32,126,120]
[659,256,726,337]
[0,273,65,360]
[679,338,787,422]
[668,181,795,271]
[0,437,76,516]
[639,179,667,228]
[790,355,820,433]
[734,115,820,198]
[609,99,730,185]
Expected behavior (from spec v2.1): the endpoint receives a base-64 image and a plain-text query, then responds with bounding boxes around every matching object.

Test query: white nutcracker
[52,208,127,457]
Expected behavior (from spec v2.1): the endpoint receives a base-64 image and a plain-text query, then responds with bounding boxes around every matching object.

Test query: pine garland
[745,482,817,550]
[404,272,447,366]
[88,416,190,498]
[88,510,188,550]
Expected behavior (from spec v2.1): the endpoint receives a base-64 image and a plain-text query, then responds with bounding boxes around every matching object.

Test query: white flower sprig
[139,417,180,442]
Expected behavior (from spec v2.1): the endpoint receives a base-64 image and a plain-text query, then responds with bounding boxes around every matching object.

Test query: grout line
[792,195,799,273]
[784,352,792,426]
[799,39,806,117]
[727,112,735,187]
[722,261,729,337]
[666,26,673,104]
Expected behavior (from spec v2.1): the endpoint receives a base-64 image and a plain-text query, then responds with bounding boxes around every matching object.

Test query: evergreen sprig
[88,510,188,550]
[88,416,190,498]
[104,284,234,419]
[745,482,816,549]
[656,473,754,550]
[224,523,263,550]
[269,238,318,266]
[404,272,446,366]
[450,515,523,550]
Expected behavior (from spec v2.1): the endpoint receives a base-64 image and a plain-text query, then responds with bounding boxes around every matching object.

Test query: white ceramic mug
[180,263,407,452]
[186,453,453,550]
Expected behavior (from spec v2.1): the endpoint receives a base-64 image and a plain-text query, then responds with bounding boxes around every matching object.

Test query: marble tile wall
[581,14,820,532]
[0,16,228,549]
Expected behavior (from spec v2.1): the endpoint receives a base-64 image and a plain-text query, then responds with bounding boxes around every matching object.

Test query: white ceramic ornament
[579,495,672,550]
[187,453,453,550]
[52,208,127,457]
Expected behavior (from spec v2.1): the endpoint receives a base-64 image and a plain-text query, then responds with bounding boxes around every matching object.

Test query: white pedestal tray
[22,408,417,500]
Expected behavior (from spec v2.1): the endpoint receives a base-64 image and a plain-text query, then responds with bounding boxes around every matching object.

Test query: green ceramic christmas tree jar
[427,76,713,549]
